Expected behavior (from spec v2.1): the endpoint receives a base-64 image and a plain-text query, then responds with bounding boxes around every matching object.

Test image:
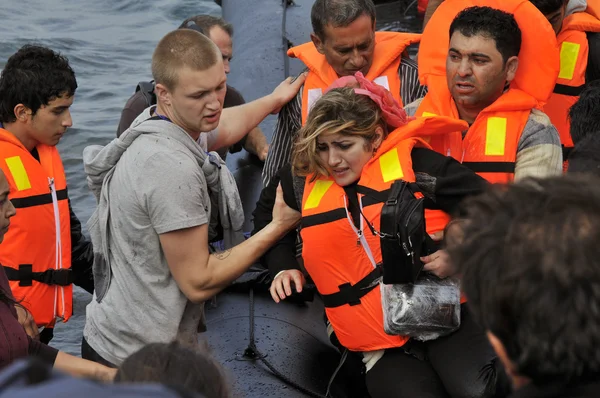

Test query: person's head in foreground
[114,342,230,398]
[567,132,600,175]
[568,80,600,146]
[448,175,600,392]
[446,6,521,120]
[292,72,410,186]
[152,29,227,137]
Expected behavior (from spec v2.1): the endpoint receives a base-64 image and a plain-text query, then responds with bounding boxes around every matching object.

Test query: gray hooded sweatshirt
[81,116,244,365]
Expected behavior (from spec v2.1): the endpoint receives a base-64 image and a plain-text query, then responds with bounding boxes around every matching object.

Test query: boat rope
[242,287,331,398]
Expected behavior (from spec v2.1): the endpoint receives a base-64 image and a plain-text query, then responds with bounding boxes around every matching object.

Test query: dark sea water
[0,0,421,359]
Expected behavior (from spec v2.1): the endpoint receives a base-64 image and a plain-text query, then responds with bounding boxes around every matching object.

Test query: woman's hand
[421,249,457,279]
[269,269,306,303]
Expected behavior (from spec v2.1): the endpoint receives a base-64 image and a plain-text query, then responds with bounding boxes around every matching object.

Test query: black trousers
[366,305,509,398]
[332,305,510,398]
[81,336,117,368]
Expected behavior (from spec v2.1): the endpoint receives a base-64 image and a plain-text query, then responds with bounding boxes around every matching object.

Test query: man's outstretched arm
[209,73,307,152]
[160,185,300,303]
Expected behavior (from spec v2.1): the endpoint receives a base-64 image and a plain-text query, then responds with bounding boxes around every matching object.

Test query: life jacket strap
[4,264,73,287]
[321,265,383,308]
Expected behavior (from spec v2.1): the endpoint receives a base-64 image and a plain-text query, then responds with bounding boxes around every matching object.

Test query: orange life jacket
[300,116,468,352]
[0,129,72,327]
[416,78,534,184]
[543,2,600,164]
[418,0,559,108]
[415,0,559,240]
[287,31,422,125]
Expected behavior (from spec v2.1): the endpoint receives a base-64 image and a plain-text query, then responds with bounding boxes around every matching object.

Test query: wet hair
[449,6,522,64]
[151,29,220,91]
[0,45,77,124]
[115,342,231,398]
[529,0,568,15]
[568,80,600,145]
[292,87,386,180]
[179,15,233,37]
[448,175,600,385]
[311,0,376,41]
[567,132,600,175]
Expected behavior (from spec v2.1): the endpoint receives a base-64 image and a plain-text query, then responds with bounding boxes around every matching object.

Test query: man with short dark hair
[407,2,562,183]
[530,0,600,163]
[405,0,562,358]
[0,45,94,344]
[116,15,269,161]
[262,0,427,187]
[448,174,600,397]
[82,29,303,366]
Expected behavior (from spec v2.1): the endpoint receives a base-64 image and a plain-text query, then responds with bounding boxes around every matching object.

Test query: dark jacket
[0,268,58,370]
[68,200,94,294]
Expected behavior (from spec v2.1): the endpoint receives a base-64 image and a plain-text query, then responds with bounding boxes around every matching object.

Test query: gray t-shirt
[130,105,219,151]
[83,131,210,365]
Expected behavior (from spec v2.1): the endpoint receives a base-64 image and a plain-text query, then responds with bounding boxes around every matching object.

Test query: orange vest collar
[562,7,600,33]
[288,31,421,85]
[0,128,28,150]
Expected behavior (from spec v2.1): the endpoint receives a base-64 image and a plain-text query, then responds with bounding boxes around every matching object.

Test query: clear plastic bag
[381,274,461,341]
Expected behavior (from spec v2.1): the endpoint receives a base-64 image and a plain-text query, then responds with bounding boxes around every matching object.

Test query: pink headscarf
[323,72,412,128]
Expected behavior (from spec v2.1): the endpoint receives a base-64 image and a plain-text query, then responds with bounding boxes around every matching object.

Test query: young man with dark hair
[82,29,303,366]
[406,1,562,279]
[448,174,600,397]
[116,15,269,161]
[262,0,427,187]
[0,45,95,344]
[530,0,600,163]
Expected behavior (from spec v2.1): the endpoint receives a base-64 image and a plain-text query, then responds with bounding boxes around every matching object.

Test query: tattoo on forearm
[214,249,232,260]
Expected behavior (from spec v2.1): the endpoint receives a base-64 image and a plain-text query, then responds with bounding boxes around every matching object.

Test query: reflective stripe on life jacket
[300,116,467,351]
[0,128,72,327]
[544,3,600,162]
[288,31,421,125]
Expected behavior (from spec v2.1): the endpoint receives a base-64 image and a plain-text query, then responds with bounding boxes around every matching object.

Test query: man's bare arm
[208,73,307,152]
[243,126,269,161]
[160,185,300,303]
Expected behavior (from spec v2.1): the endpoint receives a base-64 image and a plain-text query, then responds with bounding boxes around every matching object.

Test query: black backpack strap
[135,81,156,107]
[321,265,382,308]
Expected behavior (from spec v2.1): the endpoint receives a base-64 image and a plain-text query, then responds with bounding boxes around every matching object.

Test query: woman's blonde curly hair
[292,87,389,181]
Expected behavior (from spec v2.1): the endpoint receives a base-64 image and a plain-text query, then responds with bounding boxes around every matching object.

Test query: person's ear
[13,104,32,123]
[505,56,519,83]
[155,83,172,106]
[311,32,326,55]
